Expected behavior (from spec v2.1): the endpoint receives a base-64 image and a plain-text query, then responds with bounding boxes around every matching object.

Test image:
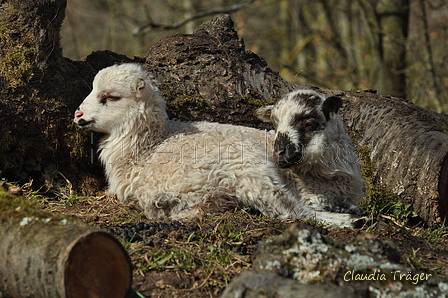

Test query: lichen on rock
[223,223,448,298]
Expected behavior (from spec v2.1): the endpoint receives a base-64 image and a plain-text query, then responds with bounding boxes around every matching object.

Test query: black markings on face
[271,91,335,167]
[291,112,324,133]
[273,132,303,168]
[302,119,319,131]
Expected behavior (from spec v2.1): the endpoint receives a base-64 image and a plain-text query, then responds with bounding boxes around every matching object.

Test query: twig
[55,170,74,198]
[179,270,214,292]
[379,214,411,231]
[133,0,255,35]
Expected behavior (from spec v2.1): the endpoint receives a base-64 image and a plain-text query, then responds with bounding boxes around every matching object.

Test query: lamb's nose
[275,149,286,158]
[74,111,83,122]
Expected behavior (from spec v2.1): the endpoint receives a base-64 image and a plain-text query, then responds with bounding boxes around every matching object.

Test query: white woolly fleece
[256,89,365,215]
[74,63,362,226]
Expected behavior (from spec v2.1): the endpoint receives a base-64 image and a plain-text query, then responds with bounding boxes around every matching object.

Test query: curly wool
[255,89,365,215]
[74,63,360,226]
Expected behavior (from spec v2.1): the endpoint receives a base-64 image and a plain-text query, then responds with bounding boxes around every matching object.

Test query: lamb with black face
[257,90,341,168]
[255,89,365,216]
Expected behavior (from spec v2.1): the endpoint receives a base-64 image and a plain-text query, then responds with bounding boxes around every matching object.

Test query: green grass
[130,210,259,290]
[136,243,235,276]
[216,223,244,246]
[415,219,448,243]
[356,146,418,225]
[302,215,329,228]
[406,248,424,270]
[405,248,446,276]
[137,250,175,275]
[58,194,89,206]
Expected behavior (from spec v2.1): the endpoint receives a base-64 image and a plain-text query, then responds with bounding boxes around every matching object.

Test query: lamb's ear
[132,78,146,98]
[322,96,342,120]
[254,105,274,123]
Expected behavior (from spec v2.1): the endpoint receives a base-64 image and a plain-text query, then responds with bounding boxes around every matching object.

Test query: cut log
[334,89,448,227]
[0,189,132,298]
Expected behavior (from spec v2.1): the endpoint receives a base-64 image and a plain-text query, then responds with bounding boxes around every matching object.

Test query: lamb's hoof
[351,216,372,229]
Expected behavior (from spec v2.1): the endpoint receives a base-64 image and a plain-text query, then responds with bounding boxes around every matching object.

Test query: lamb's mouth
[76,119,95,128]
[276,160,292,168]
[274,152,303,168]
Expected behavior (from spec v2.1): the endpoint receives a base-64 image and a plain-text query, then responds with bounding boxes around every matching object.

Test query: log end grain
[65,231,132,298]
[438,153,448,222]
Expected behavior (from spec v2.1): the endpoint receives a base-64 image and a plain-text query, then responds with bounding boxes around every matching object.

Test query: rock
[7,185,21,196]
[223,223,448,298]
[221,270,358,298]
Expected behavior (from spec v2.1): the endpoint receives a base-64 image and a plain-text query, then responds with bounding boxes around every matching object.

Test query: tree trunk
[0,0,113,195]
[336,89,448,227]
[144,15,295,130]
[0,189,132,298]
[375,0,410,98]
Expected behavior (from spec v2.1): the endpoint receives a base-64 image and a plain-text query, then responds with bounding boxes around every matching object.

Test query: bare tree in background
[409,0,447,112]
[373,0,410,98]
[274,0,410,98]
[132,0,254,35]
[263,0,447,111]
[61,0,447,112]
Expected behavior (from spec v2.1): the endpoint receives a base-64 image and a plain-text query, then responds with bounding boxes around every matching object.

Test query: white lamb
[255,90,365,215]
[73,63,361,226]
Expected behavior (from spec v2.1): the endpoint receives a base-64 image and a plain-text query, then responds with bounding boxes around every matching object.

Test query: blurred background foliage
[61,0,447,113]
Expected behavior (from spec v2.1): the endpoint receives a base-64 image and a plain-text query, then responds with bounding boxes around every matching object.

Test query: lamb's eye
[108,96,121,101]
[100,95,121,105]
[303,120,317,131]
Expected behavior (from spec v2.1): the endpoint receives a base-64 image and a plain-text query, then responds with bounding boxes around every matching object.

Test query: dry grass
[6,181,448,297]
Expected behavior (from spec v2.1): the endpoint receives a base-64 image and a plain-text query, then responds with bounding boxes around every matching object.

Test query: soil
[28,187,448,298]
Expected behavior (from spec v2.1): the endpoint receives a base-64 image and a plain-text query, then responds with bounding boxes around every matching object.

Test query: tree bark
[0,0,110,194]
[144,15,295,130]
[0,189,132,298]
[336,89,448,227]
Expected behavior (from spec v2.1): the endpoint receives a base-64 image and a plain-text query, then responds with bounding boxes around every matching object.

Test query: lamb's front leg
[324,201,362,216]
[307,210,369,228]
[280,199,368,228]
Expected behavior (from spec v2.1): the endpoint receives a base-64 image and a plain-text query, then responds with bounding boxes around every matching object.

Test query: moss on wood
[0,188,52,222]
[242,95,275,107]
[419,111,448,134]
[356,146,400,216]
[0,3,39,89]
[160,85,206,108]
